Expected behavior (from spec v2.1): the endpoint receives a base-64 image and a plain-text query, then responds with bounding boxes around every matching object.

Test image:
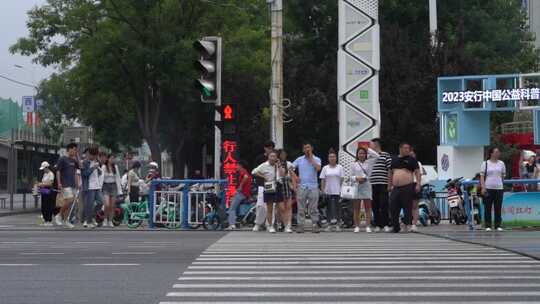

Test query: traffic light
[221,103,237,136]
[194,37,222,103]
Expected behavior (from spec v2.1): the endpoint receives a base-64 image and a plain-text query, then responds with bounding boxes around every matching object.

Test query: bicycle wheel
[203,213,220,230]
[127,214,144,228]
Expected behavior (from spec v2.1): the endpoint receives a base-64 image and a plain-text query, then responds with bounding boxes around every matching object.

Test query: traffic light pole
[213,37,222,180]
[270,0,284,149]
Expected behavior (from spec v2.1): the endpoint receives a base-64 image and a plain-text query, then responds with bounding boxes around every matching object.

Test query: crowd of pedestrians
[229,138,426,234]
[36,143,159,229]
[36,139,507,232]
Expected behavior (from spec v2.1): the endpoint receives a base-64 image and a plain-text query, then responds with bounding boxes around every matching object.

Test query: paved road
[0,230,224,304]
[158,232,540,304]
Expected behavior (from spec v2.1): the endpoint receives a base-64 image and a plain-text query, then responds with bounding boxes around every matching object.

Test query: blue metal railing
[149,179,227,229]
[461,178,540,230]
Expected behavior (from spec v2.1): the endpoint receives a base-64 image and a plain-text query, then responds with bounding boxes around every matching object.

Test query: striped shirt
[369,151,391,185]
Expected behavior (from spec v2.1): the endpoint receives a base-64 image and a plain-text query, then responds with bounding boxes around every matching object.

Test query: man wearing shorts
[55,143,80,228]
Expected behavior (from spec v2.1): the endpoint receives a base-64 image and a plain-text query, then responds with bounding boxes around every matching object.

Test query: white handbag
[341,177,359,200]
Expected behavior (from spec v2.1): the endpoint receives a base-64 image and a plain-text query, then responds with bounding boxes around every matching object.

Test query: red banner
[26,112,33,128]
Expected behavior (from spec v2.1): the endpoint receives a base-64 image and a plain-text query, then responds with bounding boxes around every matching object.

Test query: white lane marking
[199,253,513,257]
[165,291,540,297]
[143,241,177,244]
[172,283,540,289]
[177,275,540,281]
[161,302,539,304]
[192,260,539,265]
[112,252,156,255]
[0,264,37,266]
[188,264,540,270]
[81,263,140,266]
[0,225,14,228]
[0,242,36,244]
[76,242,110,244]
[182,270,540,275]
[20,252,65,255]
[196,257,527,261]
[202,249,498,253]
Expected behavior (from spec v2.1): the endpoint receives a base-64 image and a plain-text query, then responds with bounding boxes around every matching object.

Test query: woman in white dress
[351,147,373,233]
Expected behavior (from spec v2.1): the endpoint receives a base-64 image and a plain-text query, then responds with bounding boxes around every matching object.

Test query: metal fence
[153,190,182,228]
[433,191,450,220]
[149,179,227,229]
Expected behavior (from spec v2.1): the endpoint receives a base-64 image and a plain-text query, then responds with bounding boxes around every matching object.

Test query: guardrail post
[149,180,156,228]
[181,183,190,229]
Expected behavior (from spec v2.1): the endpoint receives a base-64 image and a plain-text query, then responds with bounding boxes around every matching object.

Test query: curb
[0,209,40,218]
[419,231,540,262]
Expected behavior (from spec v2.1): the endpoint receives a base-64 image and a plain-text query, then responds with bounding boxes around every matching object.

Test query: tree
[12,0,270,176]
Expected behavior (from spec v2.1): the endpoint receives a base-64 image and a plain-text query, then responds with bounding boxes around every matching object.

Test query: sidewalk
[0,193,40,217]
[420,223,540,260]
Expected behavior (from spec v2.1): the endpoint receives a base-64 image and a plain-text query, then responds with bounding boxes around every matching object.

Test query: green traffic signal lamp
[194,79,215,98]
[193,37,221,104]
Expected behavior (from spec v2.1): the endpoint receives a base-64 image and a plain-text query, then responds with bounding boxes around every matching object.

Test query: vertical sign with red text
[221,103,239,207]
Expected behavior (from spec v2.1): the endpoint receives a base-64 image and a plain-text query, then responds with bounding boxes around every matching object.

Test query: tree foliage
[11,0,269,176]
[12,0,540,173]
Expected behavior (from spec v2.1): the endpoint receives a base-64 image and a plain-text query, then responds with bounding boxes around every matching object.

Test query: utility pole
[269,0,284,149]
[429,0,438,48]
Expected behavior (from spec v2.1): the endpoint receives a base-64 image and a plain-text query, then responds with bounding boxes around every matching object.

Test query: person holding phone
[293,143,322,233]
[479,147,506,231]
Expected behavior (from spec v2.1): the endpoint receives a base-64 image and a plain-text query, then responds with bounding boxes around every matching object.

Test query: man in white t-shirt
[320,150,344,232]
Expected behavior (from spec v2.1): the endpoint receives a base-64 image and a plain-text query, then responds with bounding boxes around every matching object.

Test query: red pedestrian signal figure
[224,105,233,120]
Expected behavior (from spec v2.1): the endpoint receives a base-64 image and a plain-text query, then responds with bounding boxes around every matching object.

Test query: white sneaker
[103,219,109,227]
[354,226,360,233]
[226,225,236,231]
[384,226,392,233]
[54,214,63,226]
[374,227,381,233]
[285,226,293,233]
[366,226,373,233]
[44,222,53,227]
[268,226,276,234]
[64,221,75,229]
[108,221,115,228]
[409,225,418,233]
[496,227,504,231]
[325,226,332,232]
[83,221,89,228]
[252,225,260,232]
[485,228,492,232]
[335,225,341,232]
[92,220,98,227]
[88,223,96,229]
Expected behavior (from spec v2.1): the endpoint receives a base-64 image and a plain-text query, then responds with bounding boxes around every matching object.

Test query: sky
[0,0,54,105]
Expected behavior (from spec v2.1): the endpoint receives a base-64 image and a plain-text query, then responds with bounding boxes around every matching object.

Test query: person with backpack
[479,147,506,231]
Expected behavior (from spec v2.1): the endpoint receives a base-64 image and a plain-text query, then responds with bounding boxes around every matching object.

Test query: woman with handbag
[351,147,373,233]
[320,149,344,232]
[38,161,55,227]
[252,150,285,233]
[479,147,506,231]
